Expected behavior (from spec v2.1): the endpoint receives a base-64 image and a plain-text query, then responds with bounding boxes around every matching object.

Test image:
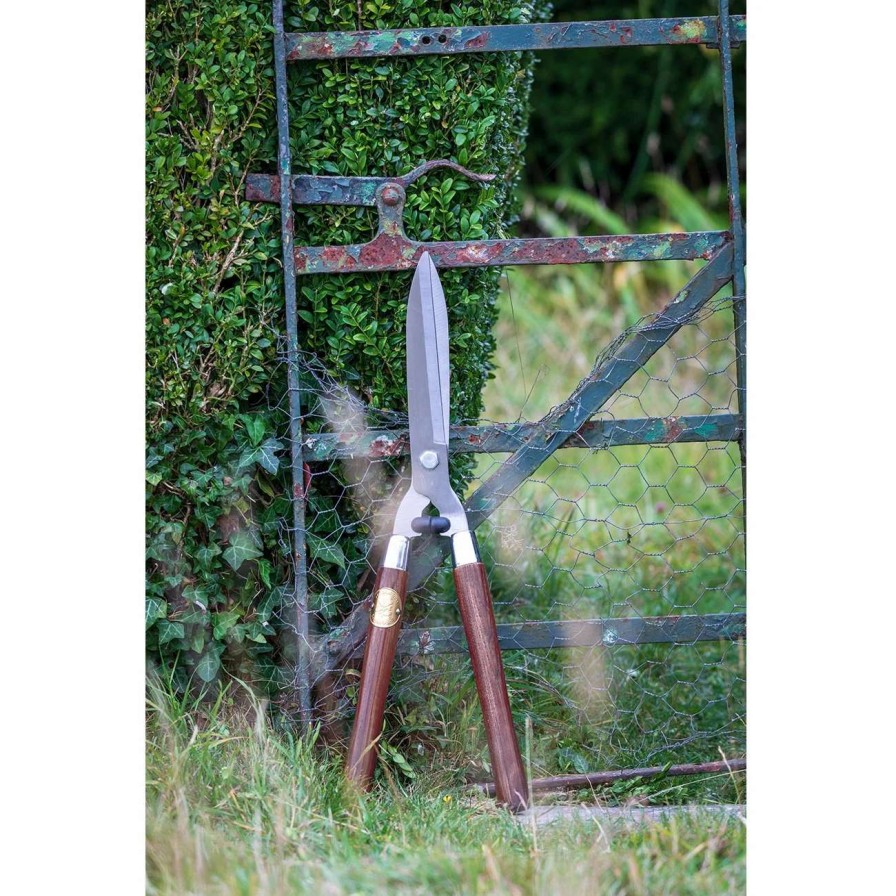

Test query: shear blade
[406,251,450,457]
[398,252,467,535]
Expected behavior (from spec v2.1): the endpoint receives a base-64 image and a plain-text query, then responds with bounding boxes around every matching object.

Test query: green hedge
[146,1,547,696]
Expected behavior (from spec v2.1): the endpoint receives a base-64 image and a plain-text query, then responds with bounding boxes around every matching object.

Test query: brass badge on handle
[370,587,402,628]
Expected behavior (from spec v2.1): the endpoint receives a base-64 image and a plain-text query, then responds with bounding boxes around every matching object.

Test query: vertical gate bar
[718,1,747,499]
[273,0,312,727]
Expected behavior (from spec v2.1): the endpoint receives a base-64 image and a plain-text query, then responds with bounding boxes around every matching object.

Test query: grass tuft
[146,677,745,895]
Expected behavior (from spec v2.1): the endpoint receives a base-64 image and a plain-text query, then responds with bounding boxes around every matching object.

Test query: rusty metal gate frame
[248,0,747,771]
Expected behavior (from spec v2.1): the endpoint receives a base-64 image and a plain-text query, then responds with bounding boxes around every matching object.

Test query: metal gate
[248,1,745,793]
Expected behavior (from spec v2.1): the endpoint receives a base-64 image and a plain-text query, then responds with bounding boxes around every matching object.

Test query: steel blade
[401,252,469,533]
[406,252,450,455]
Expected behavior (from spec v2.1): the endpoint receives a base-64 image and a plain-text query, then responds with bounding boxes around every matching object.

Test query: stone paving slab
[515,803,746,828]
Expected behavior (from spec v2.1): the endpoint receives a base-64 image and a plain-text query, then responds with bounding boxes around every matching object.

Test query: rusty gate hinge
[247,158,494,207]
[246,158,727,275]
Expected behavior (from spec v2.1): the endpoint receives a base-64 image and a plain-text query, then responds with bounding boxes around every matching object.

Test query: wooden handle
[345,564,408,789]
[453,559,528,811]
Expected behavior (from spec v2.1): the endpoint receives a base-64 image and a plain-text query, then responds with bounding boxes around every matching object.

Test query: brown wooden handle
[345,564,408,789]
[453,558,528,811]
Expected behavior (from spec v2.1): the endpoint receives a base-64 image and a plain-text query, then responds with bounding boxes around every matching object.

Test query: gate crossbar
[286,16,746,60]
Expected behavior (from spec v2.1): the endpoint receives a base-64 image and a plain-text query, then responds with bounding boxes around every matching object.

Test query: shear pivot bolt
[381,185,401,206]
[419,450,439,469]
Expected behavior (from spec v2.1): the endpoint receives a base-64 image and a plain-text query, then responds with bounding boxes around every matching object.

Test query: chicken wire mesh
[269,259,744,801]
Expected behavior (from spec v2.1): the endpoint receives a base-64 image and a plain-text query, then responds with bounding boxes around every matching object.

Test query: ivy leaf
[237,447,258,471]
[180,605,209,624]
[227,623,247,644]
[307,533,346,569]
[195,544,222,566]
[223,530,262,570]
[182,585,209,609]
[157,620,185,645]
[145,597,167,630]
[254,438,283,474]
[243,621,271,644]
[256,586,286,625]
[256,558,273,589]
[241,414,266,447]
[212,609,242,639]
[316,586,344,620]
[195,648,221,683]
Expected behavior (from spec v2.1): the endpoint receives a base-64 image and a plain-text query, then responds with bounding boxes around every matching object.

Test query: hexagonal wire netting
[275,263,744,801]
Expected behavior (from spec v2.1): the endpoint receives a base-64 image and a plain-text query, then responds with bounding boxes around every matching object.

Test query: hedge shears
[345,252,528,811]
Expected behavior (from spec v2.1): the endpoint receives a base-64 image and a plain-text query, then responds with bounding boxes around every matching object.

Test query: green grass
[146,680,745,896]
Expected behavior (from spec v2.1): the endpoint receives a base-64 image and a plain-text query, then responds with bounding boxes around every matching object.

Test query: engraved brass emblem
[370,587,402,628]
